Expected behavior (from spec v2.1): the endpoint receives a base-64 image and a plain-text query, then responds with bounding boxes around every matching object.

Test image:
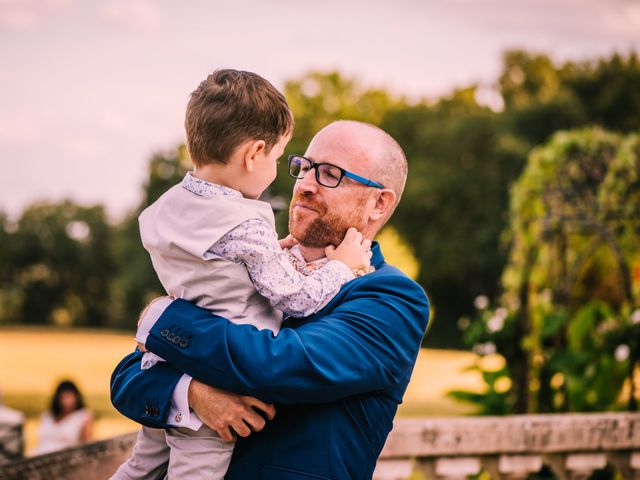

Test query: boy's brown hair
[185,69,293,166]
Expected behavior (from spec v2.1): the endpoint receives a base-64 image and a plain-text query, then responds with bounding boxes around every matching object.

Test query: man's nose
[294,169,320,193]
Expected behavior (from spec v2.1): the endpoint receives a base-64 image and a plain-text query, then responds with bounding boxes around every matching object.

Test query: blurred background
[1,0,639,455]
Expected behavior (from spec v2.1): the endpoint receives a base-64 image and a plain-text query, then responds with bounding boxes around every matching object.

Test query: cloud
[439,0,640,39]
[0,112,39,144]
[100,0,163,33]
[601,1,640,39]
[0,0,73,29]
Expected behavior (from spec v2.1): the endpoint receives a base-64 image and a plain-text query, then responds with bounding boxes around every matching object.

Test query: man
[111,120,430,479]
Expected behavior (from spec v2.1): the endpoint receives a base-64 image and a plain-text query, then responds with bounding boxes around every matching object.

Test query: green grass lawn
[0,327,486,454]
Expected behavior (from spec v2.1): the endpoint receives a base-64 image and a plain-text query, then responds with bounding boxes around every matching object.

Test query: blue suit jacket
[111,244,429,479]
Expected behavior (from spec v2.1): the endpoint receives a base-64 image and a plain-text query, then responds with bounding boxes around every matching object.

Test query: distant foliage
[451,128,640,413]
[0,202,115,327]
[1,51,639,348]
[109,146,190,329]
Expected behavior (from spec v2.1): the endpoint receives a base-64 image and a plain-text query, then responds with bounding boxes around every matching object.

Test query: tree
[0,202,115,327]
[382,91,529,346]
[453,128,640,413]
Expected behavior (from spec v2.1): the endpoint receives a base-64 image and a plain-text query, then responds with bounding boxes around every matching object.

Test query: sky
[1,0,639,221]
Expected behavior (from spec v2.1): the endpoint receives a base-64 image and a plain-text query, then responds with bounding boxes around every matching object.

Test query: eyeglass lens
[289,156,343,188]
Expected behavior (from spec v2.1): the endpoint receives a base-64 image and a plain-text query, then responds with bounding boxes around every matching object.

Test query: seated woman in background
[33,380,93,455]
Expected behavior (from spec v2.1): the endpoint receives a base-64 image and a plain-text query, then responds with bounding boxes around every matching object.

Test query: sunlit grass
[0,327,485,455]
[0,326,139,453]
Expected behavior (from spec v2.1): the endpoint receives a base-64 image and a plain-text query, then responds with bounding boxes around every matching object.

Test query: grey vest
[139,184,282,333]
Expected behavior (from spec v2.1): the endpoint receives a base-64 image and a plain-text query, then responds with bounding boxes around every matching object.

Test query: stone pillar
[544,453,608,480]
[482,454,543,480]
[373,459,414,480]
[0,406,24,464]
[416,456,482,480]
[607,451,640,480]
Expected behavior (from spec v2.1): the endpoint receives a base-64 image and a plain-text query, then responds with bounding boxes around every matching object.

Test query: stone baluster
[606,451,640,480]
[372,459,414,480]
[482,454,544,480]
[416,456,482,480]
[544,453,608,480]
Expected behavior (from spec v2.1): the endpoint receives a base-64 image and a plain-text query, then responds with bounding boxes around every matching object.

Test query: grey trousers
[110,425,234,480]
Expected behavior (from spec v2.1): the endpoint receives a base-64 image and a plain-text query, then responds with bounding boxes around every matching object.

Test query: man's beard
[288,194,365,248]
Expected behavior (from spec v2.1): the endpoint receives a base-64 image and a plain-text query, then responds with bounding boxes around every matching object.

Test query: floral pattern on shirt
[180,173,356,318]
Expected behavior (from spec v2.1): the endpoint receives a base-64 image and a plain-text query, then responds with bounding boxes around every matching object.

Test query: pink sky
[1,0,639,221]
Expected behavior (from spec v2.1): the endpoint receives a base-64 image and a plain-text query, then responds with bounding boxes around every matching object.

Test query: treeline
[1,50,639,348]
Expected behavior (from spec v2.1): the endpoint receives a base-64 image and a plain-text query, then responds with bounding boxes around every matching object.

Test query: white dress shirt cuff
[168,374,203,430]
[135,296,174,345]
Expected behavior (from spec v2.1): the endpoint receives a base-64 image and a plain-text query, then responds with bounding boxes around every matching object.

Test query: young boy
[111,70,371,479]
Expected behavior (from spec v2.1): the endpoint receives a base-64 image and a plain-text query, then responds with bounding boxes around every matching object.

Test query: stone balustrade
[0,413,638,479]
[374,413,640,480]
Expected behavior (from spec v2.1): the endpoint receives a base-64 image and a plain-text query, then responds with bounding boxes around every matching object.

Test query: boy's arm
[142,271,430,404]
[210,219,359,318]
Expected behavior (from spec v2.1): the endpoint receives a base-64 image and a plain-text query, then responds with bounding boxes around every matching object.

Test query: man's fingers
[231,420,252,438]
[188,384,275,443]
[217,427,236,443]
[242,409,267,432]
[243,397,276,420]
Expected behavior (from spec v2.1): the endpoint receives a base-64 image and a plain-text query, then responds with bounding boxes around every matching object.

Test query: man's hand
[188,379,276,443]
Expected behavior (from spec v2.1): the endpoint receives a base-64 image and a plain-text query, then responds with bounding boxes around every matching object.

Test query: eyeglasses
[287,155,385,189]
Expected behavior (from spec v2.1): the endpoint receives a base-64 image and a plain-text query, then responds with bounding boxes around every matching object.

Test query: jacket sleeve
[145,272,430,404]
[110,349,183,428]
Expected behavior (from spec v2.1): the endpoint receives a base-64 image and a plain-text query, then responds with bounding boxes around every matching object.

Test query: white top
[33,409,91,455]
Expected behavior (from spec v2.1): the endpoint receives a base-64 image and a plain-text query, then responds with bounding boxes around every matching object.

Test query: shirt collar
[286,245,329,274]
[288,242,384,271]
[181,172,244,199]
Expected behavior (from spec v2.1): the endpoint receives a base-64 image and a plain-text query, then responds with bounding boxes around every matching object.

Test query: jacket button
[167,333,176,342]
[160,329,169,337]
[179,339,188,348]
[172,336,180,344]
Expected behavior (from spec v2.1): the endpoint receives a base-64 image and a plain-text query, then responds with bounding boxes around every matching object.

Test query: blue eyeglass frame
[287,154,385,189]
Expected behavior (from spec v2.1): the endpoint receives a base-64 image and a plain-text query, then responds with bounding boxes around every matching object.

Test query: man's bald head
[314,120,408,220]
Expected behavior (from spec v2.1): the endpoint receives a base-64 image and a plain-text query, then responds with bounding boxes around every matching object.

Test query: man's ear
[243,140,266,173]
[368,189,396,222]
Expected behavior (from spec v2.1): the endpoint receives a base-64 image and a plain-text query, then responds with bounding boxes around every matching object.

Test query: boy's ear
[243,140,266,173]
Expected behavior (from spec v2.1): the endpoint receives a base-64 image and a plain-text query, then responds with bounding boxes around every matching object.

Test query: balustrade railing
[374,413,640,480]
[0,413,638,480]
